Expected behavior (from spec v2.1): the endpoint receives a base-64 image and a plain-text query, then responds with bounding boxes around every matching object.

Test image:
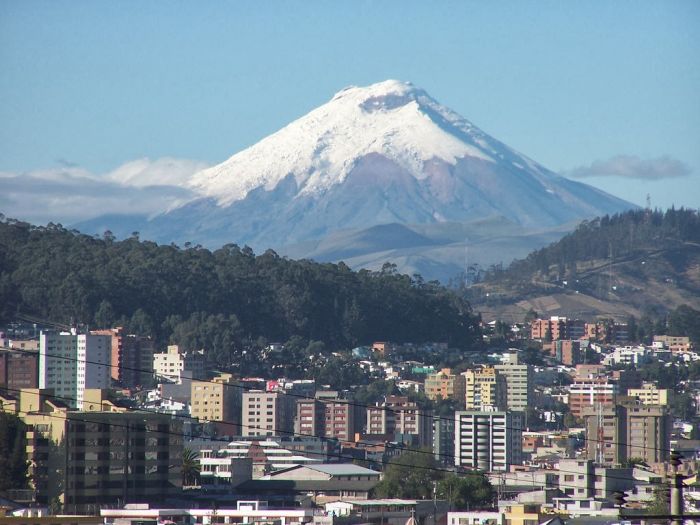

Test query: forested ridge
[0,217,480,361]
[483,208,700,284]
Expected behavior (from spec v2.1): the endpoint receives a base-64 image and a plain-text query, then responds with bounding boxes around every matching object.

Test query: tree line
[0,217,480,366]
[486,207,700,283]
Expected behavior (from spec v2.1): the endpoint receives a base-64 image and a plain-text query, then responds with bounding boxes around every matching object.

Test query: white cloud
[568,154,691,180]
[107,157,210,187]
[0,157,208,225]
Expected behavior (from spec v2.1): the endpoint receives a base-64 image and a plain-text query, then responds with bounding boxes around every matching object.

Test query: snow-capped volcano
[188,79,547,206]
[78,80,635,280]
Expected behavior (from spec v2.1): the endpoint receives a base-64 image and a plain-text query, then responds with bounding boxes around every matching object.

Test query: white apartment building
[39,330,111,409]
[199,439,319,481]
[494,353,532,412]
[152,344,205,383]
[454,410,523,472]
[602,345,653,366]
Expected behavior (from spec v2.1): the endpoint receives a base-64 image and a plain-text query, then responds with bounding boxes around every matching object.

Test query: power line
[2,340,680,457]
[3,386,673,492]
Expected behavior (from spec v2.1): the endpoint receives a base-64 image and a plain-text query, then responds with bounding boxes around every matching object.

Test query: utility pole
[670,451,684,525]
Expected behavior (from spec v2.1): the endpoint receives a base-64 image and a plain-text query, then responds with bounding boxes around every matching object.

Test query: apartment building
[494,353,531,412]
[190,373,242,433]
[0,347,39,390]
[653,334,691,353]
[627,382,670,406]
[461,367,507,411]
[295,390,357,443]
[550,340,583,366]
[366,395,432,446]
[425,368,463,402]
[91,327,154,387]
[433,414,455,466]
[530,317,585,341]
[153,345,205,383]
[5,388,182,510]
[568,378,618,418]
[39,330,111,409]
[242,390,295,437]
[582,400,671,466]
[454,410,523,471]
[63,408,182,513]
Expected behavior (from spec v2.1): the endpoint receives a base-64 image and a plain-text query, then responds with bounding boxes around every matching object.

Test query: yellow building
[461,367,507,410]
[191,373,242,428]
[503,504,551,525]
[628,382,670,405]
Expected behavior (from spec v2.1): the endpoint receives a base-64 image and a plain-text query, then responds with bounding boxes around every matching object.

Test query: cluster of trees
[0,218,481,368]
[0,412,28,492]
[501,208,700,279]
[372,450,494,509]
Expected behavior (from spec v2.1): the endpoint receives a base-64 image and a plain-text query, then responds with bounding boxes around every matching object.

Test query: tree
[644,486,670,514]
[622,457,648,468]
[0,412,28,491]
[437,473,494,510]
[94,299,115,329]
[563,412,580,429]
[182,448,200,486]
[372,450,442,499]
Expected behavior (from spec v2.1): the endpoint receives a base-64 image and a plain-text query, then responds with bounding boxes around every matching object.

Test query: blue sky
[1,0,699,222]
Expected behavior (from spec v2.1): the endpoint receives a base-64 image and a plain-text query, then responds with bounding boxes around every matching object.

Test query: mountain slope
[77,80,634,279]
[466,208,700,322]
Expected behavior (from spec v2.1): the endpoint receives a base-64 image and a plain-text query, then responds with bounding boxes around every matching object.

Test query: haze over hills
[78,80,635,280]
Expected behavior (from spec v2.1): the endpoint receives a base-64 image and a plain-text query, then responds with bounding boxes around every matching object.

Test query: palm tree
[182,448,200,487]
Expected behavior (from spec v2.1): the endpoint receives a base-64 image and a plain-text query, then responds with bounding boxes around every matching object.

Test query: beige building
[242,390,295,437]
[583,400,670,466]
[152,345,205,383]
[628,382,670,406]
[461,367,506,410]
[366,395,432,446]
[424,368,463,401]
[494,353,532,412]
[191,373,242,429]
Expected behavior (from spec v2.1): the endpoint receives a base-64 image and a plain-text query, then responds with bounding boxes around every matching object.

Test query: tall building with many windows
[295,390,358,443]
[242,390,295,437]
[461,367,507,411]
[0,347,39,391]
[454,410,523,471]
[582,400,670,466]
[191,373,242,432]
[91,327,155,388]
[39,330,111,409]
[494,353,532,412]
[3,388,182,511]
[366,395,432,446]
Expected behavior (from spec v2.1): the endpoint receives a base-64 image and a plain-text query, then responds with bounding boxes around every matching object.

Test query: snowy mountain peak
[187,79,519,206]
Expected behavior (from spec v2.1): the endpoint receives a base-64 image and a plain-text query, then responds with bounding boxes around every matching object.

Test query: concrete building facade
[454,410,523,471]
[39,331,111,409]
[242,390,295,437]
[494,354,532,412]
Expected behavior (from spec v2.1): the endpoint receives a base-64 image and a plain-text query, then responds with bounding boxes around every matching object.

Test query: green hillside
[465,208,700,322]
[0,217,480,364]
